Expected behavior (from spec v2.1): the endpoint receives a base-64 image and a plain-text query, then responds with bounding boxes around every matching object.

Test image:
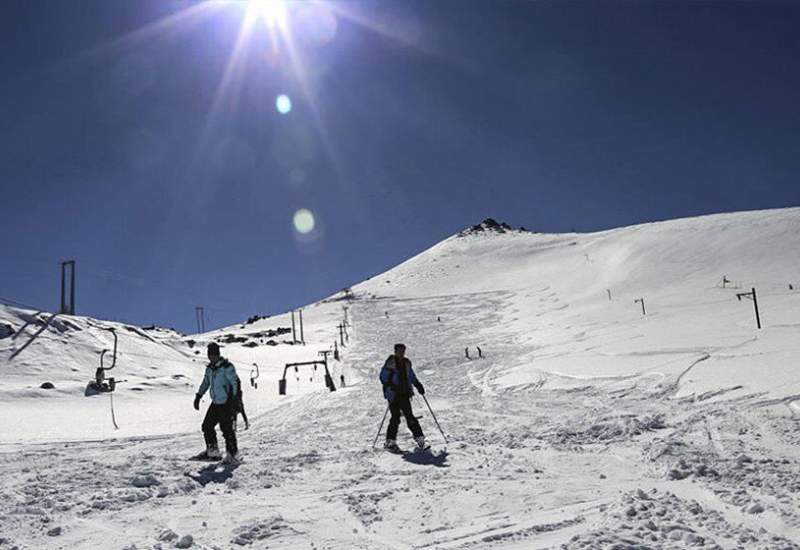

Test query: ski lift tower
[59,260,76,315]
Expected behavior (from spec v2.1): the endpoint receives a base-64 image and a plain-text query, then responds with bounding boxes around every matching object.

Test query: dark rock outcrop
[458,218,529,237]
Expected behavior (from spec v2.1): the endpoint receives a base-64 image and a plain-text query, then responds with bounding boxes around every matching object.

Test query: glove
[415,383,425,395]
[193,394,201,410]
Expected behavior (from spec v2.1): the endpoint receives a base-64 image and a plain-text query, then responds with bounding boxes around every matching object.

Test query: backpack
[233,373,244,413]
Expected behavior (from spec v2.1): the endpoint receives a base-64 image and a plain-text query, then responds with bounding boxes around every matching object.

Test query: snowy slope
[1,207,800,549]
[0,303,350,443]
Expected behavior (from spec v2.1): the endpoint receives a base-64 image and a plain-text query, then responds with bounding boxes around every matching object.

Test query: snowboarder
[379,343,427,452]
[193,343,240,463]
[465,347,470,359]
[340,374,346,387]
[477,346,483,358]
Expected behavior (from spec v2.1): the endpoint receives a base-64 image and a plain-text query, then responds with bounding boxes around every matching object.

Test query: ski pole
[372,405,390,449]
[422,395,448,444]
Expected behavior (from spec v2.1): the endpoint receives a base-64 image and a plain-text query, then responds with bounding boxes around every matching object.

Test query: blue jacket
[379,355,423,402]
[196,358,238,405]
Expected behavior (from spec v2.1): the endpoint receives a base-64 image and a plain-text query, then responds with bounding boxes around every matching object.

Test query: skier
[379,343,427,452]
[193,343,240,463]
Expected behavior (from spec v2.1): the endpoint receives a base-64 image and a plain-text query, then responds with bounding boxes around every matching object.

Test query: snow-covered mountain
[2,207,800,549]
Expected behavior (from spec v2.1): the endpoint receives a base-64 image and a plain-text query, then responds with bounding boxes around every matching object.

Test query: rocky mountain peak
[458,218,528,237]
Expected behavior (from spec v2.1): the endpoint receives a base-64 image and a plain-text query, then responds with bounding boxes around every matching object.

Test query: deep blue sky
[1,0,799,332]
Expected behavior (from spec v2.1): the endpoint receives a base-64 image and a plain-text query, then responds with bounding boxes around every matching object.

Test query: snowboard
[189,452,220,462]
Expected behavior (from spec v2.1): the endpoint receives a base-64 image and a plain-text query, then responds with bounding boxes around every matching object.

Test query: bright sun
[245,0,288,28]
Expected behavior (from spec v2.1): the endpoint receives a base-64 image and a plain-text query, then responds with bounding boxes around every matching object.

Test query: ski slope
[1,207,800,549]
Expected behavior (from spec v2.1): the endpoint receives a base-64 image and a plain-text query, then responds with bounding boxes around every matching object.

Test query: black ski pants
[386,396,424,440]
[202,402,238,455]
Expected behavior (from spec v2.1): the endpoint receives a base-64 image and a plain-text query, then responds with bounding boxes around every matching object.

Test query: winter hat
[207,342,221,354]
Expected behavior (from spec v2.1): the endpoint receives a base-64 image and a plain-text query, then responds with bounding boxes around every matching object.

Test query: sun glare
[90,0,433,230]
[246,0,288,28]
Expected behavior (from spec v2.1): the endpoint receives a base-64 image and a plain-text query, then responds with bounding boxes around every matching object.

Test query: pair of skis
[385,443,431,455]
[373,394,448,452]
[188,451,243,465]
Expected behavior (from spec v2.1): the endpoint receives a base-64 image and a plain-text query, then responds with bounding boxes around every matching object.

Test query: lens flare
[276,94,292,114]
[296,3,338,46]
[293,209,315,234]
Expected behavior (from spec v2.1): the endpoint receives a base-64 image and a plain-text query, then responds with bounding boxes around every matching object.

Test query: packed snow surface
[2,207,800,549]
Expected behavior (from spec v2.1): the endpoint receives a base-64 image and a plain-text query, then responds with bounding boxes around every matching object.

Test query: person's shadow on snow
[185,462,240,486]
[402,450,449,468]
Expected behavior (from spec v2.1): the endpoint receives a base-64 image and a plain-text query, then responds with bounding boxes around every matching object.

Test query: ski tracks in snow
[2,291,800,548]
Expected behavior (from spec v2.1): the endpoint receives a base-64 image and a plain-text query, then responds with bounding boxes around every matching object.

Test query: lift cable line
[0,296,45,312]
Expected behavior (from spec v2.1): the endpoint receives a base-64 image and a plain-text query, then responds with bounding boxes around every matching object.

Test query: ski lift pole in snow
[736,288,762,329]
[299,309,305,345]
[9,312,59,360]
[59,260,76,315]
[195,306,205,333]
[334,340,340,360]
[318,351,334,383]
[11,310,43,340]
[634,298,646,316]
[291,311,297,344]
[249,363,260,389]
[322,357,335,391]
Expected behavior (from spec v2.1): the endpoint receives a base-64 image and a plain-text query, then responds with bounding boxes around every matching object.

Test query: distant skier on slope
[379,343,428,452]
[193,343,240,463]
